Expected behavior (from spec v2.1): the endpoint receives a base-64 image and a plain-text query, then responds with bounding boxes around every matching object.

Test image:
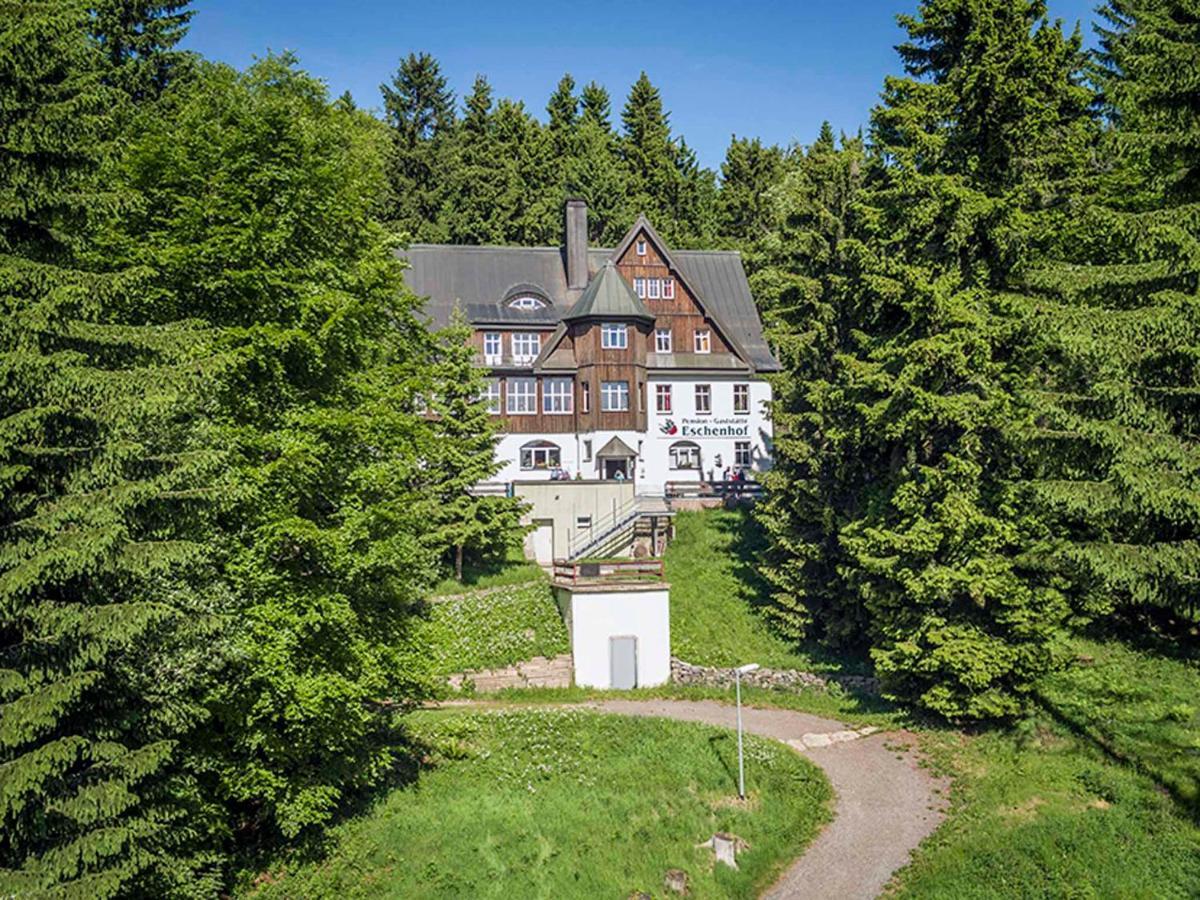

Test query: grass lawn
[402,582,568,680]
[890,634,1200,898]
[428,546,544,597]
[245,708,831,899]
[665,508,862,674]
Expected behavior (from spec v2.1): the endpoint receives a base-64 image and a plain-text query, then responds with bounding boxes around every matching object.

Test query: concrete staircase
[446,653,574,692]
[567,495,674,560]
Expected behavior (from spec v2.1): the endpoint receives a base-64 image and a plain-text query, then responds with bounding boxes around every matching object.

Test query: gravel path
[591,699,949,900]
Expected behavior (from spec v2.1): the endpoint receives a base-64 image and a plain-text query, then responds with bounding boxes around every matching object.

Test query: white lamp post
[734,663,759,799]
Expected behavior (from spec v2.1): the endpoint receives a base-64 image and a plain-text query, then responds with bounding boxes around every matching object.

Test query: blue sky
[181,0,1103,171]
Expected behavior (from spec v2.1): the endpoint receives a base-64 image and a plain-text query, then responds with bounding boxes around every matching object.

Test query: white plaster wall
[488,375,772,496]
[560,588,671,688]
[643,374,773,492]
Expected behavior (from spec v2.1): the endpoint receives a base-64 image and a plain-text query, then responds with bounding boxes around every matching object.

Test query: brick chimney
[565,198,588,290]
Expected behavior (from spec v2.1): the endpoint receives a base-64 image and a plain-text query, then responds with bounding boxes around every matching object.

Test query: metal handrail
[567,495,641,559]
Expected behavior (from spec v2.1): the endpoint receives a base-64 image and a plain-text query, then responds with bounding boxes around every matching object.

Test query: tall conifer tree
[1018,0,1200,628]
[1,3,223,893]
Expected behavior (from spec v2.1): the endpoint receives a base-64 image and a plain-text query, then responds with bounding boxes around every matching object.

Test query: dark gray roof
[399,240,778,372]
[596,436,637,458]
[564,261,654,321]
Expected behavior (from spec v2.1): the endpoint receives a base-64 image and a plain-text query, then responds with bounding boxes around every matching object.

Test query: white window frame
[581,381,590,412]
[655,384,672,413]
[583,439,592,462]
[694,329,712,354]
[511,332,541,363]
[508,294,546,310]
[542,376,573,414]
[734,440,752,468]
[695,384,711,415]
[662,278,675,299]
[655,328,672,353]
[648,278,661,299]
[483,332,501,364]
[636,238,647,256]
[484,378,501,414]
[601,323,628,349]
[520,441,560,470]
[600,380,629,412]
[634,277,647,298]
[733,383,750,414]
[507,377,536,415]
[670,441,701,470]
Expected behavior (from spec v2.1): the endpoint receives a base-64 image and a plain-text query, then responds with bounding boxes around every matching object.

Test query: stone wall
[446,653,573,692]
[670,657,879,696]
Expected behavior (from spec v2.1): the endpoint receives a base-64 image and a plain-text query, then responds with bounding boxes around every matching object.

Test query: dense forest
[2,0,1198,895]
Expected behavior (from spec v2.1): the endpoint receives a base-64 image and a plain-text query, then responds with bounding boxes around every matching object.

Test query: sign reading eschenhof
[658,417,750,439]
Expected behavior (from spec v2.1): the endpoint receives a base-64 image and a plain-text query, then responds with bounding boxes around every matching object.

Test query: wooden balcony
[551,557,665,586]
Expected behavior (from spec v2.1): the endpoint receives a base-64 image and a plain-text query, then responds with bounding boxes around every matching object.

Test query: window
[484,378,501,414]
[694,329,712,354]
[636,238,647,256]
[512,332,541,363]
[483,332,501,363]
[695,384,711,414]
[648,277,661,299]
[507,377,536,414]
[670,441,701,470]
[601,380,630,412]
[582,381,590,412]
[655,384,672,413]
[520,440,560,470]
[733,383,750,414]
[542,377,573,413]
[601,323,628,349]
[583,439,592,461]
[508,294,546,310]
[655,328,672,353]
[662,278,675,299]
[576,515,592,530]
[735,441,752,468]
[634,277,647,298]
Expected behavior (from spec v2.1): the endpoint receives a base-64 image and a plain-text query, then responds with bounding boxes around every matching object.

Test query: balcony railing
[551,558,665,586]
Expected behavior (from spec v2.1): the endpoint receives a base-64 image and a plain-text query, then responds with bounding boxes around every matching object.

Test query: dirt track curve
[590,699,949,900]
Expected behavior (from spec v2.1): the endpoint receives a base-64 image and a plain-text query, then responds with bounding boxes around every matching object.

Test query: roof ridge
[406,243,563,252]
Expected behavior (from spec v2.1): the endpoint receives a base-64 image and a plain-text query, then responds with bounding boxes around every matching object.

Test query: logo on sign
[659,418,678,436]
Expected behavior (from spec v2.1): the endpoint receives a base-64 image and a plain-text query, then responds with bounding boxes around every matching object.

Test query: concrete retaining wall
[671,657,879,695]
[446,653,573,692]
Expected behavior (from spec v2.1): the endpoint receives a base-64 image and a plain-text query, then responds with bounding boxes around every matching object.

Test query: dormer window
[508,294,547,310]
[636,238,647,256]
[601,323,628,350]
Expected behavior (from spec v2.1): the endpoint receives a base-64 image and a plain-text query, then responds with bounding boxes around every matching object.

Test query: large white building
[400,201,778,496]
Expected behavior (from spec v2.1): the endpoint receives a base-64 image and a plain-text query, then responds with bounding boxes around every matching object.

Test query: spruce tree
[418,312,525,581]
[90,0,193,100]
[381,51,457,239]
[619,72,716,245]
[1,3,223,894]
[1018,0,1200,629]
[717,135,786,244]
[754,130,872,644]
[761,0,1094,719]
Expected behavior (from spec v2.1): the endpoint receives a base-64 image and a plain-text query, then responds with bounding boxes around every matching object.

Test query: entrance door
[603,458,631,480]
[530,519,554,565]
[610,636,638,689]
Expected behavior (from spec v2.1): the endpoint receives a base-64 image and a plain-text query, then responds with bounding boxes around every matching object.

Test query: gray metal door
[610,636,637,689]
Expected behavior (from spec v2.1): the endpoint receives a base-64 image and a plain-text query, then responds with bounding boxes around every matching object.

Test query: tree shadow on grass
[1036,686,1200,826]
[232,725,431,885]
[707,732,739,794]
[711,504,875,678]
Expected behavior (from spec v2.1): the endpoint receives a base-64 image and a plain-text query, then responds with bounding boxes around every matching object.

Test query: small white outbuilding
[554,580,671,689]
